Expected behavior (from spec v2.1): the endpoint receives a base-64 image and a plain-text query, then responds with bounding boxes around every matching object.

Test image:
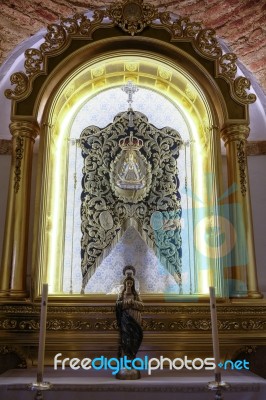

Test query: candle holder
[29,284,52,399]
[207,372,230,400]
[29,381,53,400]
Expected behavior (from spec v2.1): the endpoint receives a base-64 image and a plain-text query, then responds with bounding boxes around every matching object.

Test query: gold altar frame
[0,0,265,364]
[34,46,224,297]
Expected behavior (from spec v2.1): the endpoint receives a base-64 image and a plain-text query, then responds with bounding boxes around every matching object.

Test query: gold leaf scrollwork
[236,139,247,197]
[40,11,105,53]
[219,53,237,80]
[233,77,256,104]
[184,21,202,38]
[5,12,106,99]
[160,13,184,37]
[168,319,212,331]
[60,16,80,35]
[5,72,29,99]
[19,320,39,330]
[40,23,67,54]
[24,49,43,76]
[1,304,266,333]
[242,320,266,330]
[94,320,118,330]
[0,319,17,329]
[61,12,100,36]
[196,28,222,58]
[157,13,201,39]
[107,0,157,36]
[14,136,24,193]
[91,9,108,29]
[40,10,104,54]
[5,1,256,112]
[218,320,240,330]
[143,320,166,330]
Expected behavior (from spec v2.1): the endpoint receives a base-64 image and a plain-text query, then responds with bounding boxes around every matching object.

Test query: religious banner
[80,83,183,293]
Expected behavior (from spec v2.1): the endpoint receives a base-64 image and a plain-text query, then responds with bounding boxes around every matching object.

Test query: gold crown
[119,132,143,151]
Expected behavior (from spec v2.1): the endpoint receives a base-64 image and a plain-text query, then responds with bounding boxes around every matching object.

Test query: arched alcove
[63,86,193,295]
[32,49,227,299]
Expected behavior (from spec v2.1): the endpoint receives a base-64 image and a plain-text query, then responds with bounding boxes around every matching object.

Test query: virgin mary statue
[116,266,143,379]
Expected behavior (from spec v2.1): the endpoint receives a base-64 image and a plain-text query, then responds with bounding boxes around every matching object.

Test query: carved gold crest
[108,0,157,36]
[110,132,152,203]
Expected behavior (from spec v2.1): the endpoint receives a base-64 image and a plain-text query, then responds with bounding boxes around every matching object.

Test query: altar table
[0,367,265,400]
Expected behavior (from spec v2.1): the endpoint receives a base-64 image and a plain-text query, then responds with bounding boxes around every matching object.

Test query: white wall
[222,154,266,295]
[248,155,266,295]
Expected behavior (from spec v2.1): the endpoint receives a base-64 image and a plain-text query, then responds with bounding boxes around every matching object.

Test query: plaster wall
[248,155,266,295]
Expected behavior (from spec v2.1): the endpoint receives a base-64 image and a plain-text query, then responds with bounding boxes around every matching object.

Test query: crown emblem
[119,132,143,151]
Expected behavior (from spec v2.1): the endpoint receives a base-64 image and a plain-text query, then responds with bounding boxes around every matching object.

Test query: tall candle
[209,286,220,377]
[37,283,48,383]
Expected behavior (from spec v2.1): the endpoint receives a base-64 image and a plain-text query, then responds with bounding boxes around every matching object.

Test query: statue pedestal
[116,368,141,380]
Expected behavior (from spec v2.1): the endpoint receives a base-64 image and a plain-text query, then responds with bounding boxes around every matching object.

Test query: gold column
[0,120,39,297]
[0,142,15,296]
[221,124,262,298]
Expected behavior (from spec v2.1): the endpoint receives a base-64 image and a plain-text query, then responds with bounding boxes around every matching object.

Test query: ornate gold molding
[1,304,266,333]
[221,124,250,144]
[5,72,29,99]
[1,316,266,332]
[9,121,40,141]
[219,53,237,80]
[234,77,256,103]
[8,121,39,193]
[108,0,157,36]
[1,304,266,315]
[24,48,43,76]
[4,0,255,105]
[195,28,222,58]
[1,304,266,364]
[221,124,250,197]
[236,139,247,197]
[14,136,24,193]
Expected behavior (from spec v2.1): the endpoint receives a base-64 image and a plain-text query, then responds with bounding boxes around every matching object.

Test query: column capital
[9,120,40,141]
[221,124,250,146]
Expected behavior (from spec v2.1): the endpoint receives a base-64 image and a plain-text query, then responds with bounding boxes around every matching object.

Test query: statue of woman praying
[116,266,143,379]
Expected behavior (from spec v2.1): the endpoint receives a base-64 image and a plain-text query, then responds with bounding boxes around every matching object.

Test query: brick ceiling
[0,0,265,92]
